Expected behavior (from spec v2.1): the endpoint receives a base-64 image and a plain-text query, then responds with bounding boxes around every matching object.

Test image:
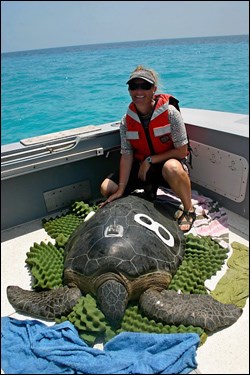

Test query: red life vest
[126,94,177,161]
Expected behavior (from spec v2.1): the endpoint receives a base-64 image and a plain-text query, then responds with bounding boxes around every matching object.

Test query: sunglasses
[128,82,154,91]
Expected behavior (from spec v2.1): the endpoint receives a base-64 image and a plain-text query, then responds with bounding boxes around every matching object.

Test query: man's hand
[99,190,124,208]
[138,160,151,181]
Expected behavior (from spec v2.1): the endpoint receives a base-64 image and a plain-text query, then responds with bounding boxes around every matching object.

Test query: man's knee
[100,178,118,197]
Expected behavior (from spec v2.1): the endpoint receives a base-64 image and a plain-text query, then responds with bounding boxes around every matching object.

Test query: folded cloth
[1,317,200,374]
[211,241,249,308]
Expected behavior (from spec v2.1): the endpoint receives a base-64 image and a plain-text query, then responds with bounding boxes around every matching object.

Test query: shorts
[106,158,190,198]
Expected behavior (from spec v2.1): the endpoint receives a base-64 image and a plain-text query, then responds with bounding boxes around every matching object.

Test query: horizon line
[2,33,248,55]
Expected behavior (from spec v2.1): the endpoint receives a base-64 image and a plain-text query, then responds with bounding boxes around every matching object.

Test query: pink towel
[157,188,229,249]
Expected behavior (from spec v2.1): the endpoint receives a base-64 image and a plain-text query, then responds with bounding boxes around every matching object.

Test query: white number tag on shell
[134,213,174,247]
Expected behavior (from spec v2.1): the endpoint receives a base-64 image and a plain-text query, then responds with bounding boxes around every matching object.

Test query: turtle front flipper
[139,289,243,332]
[97,280,129,328]
[7,285,82,320]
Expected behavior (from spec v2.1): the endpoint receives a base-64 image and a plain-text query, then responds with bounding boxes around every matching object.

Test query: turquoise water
[1,35,249,145]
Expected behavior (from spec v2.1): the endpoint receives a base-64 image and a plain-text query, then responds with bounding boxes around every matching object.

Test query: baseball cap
[126,69,155,85]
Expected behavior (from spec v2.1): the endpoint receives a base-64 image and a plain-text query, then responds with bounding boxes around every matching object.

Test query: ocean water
[1,34,249,145]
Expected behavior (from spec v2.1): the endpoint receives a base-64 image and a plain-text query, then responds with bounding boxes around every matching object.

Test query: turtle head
[96,280,129,329]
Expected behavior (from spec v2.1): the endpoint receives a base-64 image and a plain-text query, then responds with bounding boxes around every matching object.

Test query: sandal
[178,209,196,232]
[174,205,184,220]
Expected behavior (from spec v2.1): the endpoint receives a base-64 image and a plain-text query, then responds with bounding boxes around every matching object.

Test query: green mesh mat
[25,200,229,346]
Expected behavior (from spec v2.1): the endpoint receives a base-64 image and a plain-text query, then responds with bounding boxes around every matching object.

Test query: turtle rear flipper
[139,289,243,332]
[7,285,82,320]
[97,280,129,329]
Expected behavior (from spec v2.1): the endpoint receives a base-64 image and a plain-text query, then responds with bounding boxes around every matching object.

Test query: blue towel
[1,317,200,374]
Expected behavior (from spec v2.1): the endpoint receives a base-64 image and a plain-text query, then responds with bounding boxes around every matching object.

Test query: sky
[1,1,249,53]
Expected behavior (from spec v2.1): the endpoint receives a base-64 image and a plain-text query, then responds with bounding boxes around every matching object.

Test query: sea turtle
[7,195,242,331]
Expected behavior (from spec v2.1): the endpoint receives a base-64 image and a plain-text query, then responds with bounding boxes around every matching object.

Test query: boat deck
[1,207,249,374]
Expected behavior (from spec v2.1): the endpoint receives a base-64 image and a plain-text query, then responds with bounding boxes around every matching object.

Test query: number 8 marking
[134,213,174,247]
